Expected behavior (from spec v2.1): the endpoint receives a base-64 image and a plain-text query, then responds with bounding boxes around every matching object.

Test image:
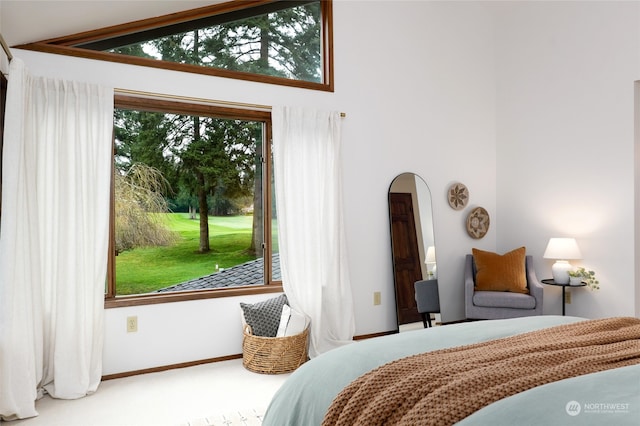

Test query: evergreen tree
[140,2,322,81]
[174,116,259,253]
[112,2,320,256]
[114,108,178,195]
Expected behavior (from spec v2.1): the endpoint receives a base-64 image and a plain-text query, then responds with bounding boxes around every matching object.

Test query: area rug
[178,408,264,426]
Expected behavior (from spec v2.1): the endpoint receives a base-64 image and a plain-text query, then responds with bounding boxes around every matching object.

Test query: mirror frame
[388,173,437,330]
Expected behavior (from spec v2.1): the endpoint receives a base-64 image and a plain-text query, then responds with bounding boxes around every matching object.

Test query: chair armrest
[525,255,544,302]
[464,254,475,300]
[464,254,475,296]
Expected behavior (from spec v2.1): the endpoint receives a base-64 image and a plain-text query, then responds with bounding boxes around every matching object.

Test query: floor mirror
[388,173,438,330]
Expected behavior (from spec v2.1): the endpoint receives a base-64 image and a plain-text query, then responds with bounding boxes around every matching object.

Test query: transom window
[17,0,333,92]
[99,1,322,84]
[106,96,281,306]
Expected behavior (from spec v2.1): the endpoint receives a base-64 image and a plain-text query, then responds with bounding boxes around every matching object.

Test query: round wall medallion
[448,183,469,210]
[466,207,490,239]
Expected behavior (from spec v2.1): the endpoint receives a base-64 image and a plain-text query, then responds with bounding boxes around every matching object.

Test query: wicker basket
[242,321,310,374]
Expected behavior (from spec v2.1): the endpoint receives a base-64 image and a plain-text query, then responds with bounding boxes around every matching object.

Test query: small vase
[569,276,583,286]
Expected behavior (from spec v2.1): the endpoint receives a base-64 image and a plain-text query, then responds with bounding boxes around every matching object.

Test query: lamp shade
[543,238,582,260]
[425,246,437,279]
[543,238,581,284]
[425,246,436,264]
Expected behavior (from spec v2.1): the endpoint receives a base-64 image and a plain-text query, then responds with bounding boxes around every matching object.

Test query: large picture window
[106,96,281,306]
[17,0,333,92]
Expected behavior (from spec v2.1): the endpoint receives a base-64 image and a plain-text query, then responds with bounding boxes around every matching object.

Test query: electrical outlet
[565,292,571,304]
[373,291,381,306]
[127,316,138,333]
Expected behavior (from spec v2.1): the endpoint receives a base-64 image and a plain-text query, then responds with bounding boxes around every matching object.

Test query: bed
[263,315,640,425]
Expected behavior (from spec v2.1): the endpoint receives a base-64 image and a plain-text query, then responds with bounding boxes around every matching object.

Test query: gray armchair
[465,254,543,320]
[415,279,440,327]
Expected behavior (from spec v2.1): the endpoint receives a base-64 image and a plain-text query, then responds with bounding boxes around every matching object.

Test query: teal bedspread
[263,315,640,425]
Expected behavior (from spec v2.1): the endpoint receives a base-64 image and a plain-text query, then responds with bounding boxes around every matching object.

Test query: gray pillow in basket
[240,294,289,337]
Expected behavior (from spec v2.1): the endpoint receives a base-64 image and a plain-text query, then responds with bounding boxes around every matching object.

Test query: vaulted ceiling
[0,0,224,47]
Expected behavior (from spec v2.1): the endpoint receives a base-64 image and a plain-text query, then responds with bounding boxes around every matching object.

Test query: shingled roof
[155,253,281,292]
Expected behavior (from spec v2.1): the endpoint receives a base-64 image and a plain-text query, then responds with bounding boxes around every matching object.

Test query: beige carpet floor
[8,359,290,426]
[177,408,265,426]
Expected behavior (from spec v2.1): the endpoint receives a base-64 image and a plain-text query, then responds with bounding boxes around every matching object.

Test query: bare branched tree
[115,163,177,254]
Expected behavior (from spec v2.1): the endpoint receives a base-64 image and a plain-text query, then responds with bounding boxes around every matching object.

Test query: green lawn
[116,213,256,295]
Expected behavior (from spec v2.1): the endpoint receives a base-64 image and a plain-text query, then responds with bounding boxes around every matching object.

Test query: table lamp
[425,246,437,279]
[543,238,582,284]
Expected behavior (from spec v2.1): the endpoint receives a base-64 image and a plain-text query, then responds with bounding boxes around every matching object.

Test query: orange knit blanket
[322,317,640,426]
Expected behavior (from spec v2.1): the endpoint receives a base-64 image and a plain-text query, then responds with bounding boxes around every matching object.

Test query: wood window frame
[0,72,6,221]
[105,94,282,308]
[14,0,334,93]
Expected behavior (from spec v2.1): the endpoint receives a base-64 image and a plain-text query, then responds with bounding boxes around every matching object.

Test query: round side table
[541,279,586,316]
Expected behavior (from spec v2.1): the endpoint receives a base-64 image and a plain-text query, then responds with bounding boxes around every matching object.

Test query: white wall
[334,0,498,327]
[103,294,270,374]
[16,0,640,375]
[13,1,497,374]
[493,1,640,318]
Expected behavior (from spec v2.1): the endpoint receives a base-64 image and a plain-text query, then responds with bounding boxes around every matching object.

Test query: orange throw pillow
[472,247,529,294]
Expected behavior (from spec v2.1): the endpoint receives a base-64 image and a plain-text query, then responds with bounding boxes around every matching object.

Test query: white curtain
[272,106,355,358]
[0,59,113,420]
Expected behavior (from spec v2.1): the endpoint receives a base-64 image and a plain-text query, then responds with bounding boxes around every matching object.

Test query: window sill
[104,283,284,308]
